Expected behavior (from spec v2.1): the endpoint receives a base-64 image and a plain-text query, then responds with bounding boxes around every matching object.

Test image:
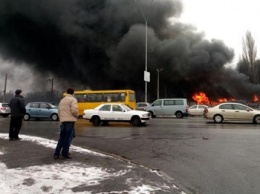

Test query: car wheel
[24,114,30,121]
[92,116,101,126]
[213,114,223,123]
[149,111,156,118]
[253,115,260,124]
[131,116,141,126]
[51,114,59,121]
[176,111,183,118]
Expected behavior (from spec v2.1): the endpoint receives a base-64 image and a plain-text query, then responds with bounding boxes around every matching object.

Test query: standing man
[54,88,78,159]
[9,89,26,141]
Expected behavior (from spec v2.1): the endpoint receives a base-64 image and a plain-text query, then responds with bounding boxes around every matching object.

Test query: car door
[198,105,206,116]
[162,100,175,115]
[233,104,253,120]
[38,103,52,118]
[27,103,40,117]
[111,104,126,121]
[218,104,235,119]
[151,100,164,115]
[98,104,112,120]
[188,105,197,115]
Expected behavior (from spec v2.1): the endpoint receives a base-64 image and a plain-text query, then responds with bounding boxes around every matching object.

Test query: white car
[136,102,150,111]
[83,103,151,126]
[0,102,11,117]
[188,105,208,116]
[204,102,260,123]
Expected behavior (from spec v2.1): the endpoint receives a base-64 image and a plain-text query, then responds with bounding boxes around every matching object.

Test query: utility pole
[49,78,54,102]
[133,0,153,102]
[3,74,7,102]
[156,69,163,99]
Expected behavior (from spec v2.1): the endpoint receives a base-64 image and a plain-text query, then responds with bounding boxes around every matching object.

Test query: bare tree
[241,31,258,83]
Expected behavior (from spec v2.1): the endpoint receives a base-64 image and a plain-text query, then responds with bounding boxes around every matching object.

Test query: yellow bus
[66,89,136,116]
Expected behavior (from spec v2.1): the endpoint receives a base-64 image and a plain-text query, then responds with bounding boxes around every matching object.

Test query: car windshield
[50,104,58,109]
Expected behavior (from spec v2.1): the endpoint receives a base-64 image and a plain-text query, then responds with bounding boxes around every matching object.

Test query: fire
[218,98,228,103]
[192,92,210,104]
[192,92,259,106]
[253,95,259,102]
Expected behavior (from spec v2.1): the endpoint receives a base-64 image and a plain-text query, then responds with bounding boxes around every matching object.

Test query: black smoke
[0,0,259,102]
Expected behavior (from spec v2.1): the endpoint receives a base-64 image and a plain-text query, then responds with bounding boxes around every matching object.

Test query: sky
[180,0,260,65]
[0,134,178,194]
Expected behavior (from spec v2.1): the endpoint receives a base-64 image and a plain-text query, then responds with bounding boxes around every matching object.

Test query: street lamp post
[134,0,150,102]
[157,69,163,99]
[3,74,7,102]
[49,78,53,101]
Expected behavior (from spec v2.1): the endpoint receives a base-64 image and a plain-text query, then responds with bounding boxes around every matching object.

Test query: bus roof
[63,89,135,95]
[74,89,135,94]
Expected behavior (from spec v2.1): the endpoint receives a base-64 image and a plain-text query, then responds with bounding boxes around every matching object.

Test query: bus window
[103,94,111,102]
[111,93,120,102]
[129,93,136,102]
[87,93,103,102]
[75,94,86,102]
[103,93,120,102]
[119,93,126,101]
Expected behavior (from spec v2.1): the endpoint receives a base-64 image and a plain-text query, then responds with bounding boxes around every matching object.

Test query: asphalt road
[1,116,260,194]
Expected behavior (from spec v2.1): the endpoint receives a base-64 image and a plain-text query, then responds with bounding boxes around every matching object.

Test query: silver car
[136,102,150,111]
[24,102,59,121]
[204,102,260,123]
[0,102,11,117]
[146,98,189,118]
[188,105,208,116]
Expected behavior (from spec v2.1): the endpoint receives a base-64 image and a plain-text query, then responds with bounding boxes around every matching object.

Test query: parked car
[83,103,151,126]
[24,102,59,121]
[204,102,260,123]
[188,105,208,116]
[136,102,150,111]
[0,102,11,117]
[146,98,189,118]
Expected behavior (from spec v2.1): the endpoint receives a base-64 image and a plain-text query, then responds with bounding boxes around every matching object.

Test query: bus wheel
[92,116,101,126]
[131,116,141,126]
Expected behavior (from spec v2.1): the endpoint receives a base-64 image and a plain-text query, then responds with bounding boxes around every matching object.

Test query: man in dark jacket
[9,89,26,141]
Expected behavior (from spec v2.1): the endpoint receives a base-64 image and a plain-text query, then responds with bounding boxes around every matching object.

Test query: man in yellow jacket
[54,88,79,159]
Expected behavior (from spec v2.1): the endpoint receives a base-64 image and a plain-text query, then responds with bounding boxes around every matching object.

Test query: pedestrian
[9,89,26,141]
[54,88,79,159]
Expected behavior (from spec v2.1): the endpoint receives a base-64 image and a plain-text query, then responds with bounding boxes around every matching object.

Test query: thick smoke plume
[0,0,259,102]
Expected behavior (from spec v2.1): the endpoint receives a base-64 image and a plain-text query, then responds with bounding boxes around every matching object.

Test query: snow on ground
[0,134,172,194]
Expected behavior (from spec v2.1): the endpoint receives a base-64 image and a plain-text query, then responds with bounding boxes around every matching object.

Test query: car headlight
[142,113,150,117]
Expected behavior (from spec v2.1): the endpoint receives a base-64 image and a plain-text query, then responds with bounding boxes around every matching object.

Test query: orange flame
[253,95,259,102]
[218,98,228,103]
[192,92,210,104]
[192,92,259,106]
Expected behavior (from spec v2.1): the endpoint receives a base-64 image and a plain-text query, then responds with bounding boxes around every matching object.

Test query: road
[1,116,260,194]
